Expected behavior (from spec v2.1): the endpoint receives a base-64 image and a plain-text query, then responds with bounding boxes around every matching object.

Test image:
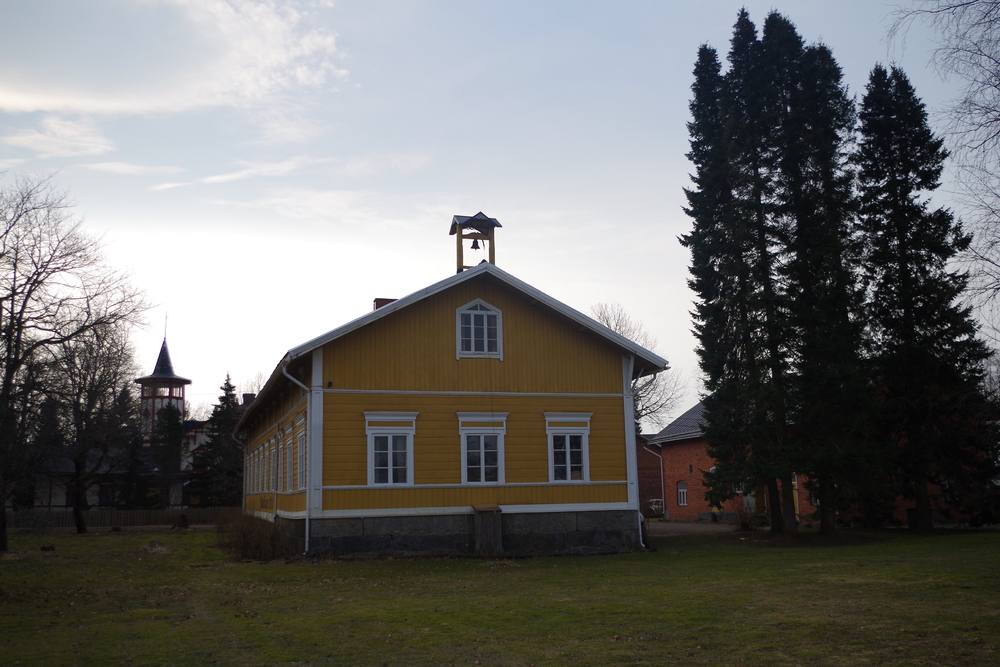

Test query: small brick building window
[677,481,688,506]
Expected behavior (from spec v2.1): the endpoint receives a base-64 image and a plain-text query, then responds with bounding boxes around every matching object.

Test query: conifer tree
[685,10,837,535]
[856,65,994,529]
[778,43,870,535]
[151,402,184,508]
[194,376,244,507]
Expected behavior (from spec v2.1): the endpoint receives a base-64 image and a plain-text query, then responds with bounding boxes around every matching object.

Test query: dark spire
[135,338,191,385]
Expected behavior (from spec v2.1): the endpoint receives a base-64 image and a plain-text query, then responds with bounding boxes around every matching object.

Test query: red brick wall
[660,438,718,520]
[648,437,821,523]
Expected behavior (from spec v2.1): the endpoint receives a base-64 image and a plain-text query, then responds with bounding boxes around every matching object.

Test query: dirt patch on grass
[142,540,170,555]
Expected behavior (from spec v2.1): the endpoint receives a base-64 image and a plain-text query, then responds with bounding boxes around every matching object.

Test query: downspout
[282,357,311,555]
[622,355,644,548]
[643,444,665,516]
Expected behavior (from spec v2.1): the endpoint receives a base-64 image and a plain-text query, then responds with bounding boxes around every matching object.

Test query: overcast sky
[0,1,957,420]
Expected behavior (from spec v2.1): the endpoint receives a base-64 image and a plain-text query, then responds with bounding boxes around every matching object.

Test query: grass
[1,525,998,666]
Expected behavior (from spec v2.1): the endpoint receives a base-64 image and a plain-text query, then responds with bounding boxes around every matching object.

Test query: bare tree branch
[590,302,685,430]
[0,173,147,549]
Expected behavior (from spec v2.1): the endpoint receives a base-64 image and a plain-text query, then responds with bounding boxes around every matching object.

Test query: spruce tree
[151,402,184,508]
[684,10,838,535]
[856,65,994,529]
[779,43,869,534]
[195,376,244,507]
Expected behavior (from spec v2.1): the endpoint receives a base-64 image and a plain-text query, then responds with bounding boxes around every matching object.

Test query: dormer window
[456,299,503,359]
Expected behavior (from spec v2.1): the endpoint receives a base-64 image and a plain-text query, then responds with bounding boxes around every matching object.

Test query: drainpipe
[282,357,312,555]
[642,444,665,517]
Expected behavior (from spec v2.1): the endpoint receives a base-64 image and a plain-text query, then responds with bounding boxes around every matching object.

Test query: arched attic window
[456,299,503,360]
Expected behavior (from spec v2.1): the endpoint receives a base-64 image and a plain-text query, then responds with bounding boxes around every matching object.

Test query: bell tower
[450,212,501,272]
[134,339,191,445]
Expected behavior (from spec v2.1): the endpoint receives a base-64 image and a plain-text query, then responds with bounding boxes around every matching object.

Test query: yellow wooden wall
[242,271,637,515]
[323,393,626,489]
[322,483,626,510]
[321,274,625,395]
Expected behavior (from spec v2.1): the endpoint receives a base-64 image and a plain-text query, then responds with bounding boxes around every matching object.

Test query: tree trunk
[817,470,836,535]
[913,477,934,530]
[73,491,88,534]
[767,478,784,533]
[0,499,7,551]
[781,472,799,537]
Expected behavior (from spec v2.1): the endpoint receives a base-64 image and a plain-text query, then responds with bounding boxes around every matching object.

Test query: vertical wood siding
[321,393,625,487]
[322,482,627,510]
[242,273,640,514]
[321,275,624,395]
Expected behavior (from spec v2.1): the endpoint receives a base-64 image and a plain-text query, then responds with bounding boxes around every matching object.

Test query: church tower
[134,339,191,445]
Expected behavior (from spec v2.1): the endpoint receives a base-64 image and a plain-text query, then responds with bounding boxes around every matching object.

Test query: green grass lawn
[1,525,998,666]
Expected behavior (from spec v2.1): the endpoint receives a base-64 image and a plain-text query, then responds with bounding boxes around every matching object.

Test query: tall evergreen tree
[856,65,994,529]
[194,376,244,507]
[151,402,184,508]
[778,43,870,535]
[684,10,850,534]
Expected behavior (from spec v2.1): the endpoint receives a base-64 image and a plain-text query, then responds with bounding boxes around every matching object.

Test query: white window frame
[545,413,592,483]
[364,412,418,486]
[456,299,503,360]
[457,412,508,485]
[297,429,307,490]
[285,426,294,491]
[677,481,688,506]
[267,438,278,492]
[277,438,284,493]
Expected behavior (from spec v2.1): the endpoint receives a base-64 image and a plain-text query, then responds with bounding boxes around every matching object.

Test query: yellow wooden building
[237,229,667,556]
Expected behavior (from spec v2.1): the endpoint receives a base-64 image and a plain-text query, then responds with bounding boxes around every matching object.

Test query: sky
[0,1,958,421]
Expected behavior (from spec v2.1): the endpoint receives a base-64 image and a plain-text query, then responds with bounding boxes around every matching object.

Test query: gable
[321,272,628,394]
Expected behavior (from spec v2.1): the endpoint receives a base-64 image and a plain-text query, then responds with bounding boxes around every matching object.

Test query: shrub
[217,512,290,561]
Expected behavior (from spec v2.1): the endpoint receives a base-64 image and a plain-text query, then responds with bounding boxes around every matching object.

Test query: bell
[471,239,480,250]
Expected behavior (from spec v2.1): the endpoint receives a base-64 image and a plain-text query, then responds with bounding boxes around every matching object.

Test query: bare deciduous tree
[0,173,146,550]
[590,302,683,431]
[239,371,267,399]
[44,323,140,533]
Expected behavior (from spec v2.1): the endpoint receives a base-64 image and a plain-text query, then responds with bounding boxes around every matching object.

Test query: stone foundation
[280,510,641,557]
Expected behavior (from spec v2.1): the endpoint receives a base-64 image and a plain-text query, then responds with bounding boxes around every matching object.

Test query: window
[365,412,418,486]
[677,481,688,506]
[456,299,503,359]
[269,442,276,491]
[277,441,284,492]
[171,387,183,398]
[457,413,508,484]
[545,413,592,482]
[286,439,293,491]
[297,430,307,490]
[157,387,169,396]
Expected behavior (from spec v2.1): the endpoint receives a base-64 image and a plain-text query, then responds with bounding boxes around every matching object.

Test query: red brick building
[639,403,817,523]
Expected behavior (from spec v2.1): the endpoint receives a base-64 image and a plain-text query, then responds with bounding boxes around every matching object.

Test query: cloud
[149,182,194,191]
[207,187,374,224]
[199,156,331,184]
[80,162,185,175]
[149,153,430,190]
[2,117,114,157]
[0,0,346,119]
[340,154,431,177]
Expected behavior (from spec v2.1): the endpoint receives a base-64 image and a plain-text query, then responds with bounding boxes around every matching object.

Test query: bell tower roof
[135,338,191,385]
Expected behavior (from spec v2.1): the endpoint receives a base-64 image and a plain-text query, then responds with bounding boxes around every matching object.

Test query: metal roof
[449,211,502,235]
[648,401,705,444]
[285,262,668,373]
[239,263,670,430]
